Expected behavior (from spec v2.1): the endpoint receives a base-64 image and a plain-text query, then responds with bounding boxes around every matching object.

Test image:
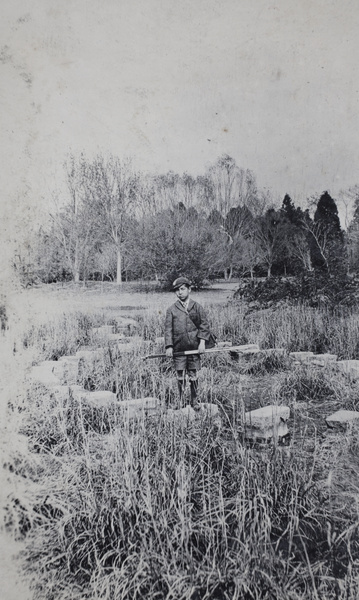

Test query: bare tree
[287,229,313,272]
[254,210,286,278]
[301,219,331,272]
[50,156,100,283]
[90,155,140,285]
[337,185,359,230]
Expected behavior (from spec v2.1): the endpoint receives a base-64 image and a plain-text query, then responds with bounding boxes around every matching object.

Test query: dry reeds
[5,302,359,599]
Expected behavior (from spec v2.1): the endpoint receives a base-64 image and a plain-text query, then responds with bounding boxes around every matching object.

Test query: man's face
[176,284,191,302]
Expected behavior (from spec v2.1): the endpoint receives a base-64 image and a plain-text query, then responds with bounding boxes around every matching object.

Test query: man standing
[165,277,211,409]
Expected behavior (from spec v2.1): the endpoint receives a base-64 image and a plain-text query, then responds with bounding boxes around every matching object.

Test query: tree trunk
[224,267,232,280]
[267,264,272,278]
[116,249,122,284]
[74,241,80,283]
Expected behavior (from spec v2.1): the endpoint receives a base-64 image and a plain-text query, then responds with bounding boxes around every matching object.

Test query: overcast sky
[1,0,359,238]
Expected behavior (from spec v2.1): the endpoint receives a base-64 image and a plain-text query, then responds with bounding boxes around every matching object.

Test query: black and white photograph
[1,1,359,598]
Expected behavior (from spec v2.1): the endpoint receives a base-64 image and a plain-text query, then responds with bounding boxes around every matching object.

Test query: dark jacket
[164,299,211,352]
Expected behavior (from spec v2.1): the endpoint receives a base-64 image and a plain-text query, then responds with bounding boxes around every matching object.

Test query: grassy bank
[4,298,359,599]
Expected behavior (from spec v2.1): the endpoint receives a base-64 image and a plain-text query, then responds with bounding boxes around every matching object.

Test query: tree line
[13,153,359,288]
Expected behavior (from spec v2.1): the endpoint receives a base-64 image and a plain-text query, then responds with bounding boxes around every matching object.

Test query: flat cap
[172,276,191,290]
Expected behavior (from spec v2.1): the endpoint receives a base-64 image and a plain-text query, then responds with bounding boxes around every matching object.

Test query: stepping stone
[58,355,80,384]
[235,344,260,354]
[115,341,138,353]
[115,317,138,329]
[199,403,222,427]
[119,397,162,419]
[336,360,359,380]
[50,385,71,401]
[29,362,62,386]
[228,344,260,358]
[76,349,103,360]
[244,404,290,441]
[198,402,219,416]
[166,405,197,422]
[309,353,337,366]
[74,389,117,408]
[164,403,221,426]
[325,410,359,431]
[92,326,114,337]
[108,333,127,342]
[115,338,151,354]
[36,360,66,379]
[260,348,286,355]
[289,351,314,362]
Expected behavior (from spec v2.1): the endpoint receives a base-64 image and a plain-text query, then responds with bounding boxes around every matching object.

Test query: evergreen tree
[346,192,359,272]
[280,195,313,273]
[310,191,345,273]
[314,191,342,235]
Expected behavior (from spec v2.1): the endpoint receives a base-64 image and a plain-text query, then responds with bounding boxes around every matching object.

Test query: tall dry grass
[4,302,359,599]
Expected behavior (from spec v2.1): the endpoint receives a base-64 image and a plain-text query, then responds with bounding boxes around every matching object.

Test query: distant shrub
[236,272,359,309]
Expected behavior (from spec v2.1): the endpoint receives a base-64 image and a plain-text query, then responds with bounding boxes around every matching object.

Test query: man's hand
[166,347,173,358]
[198,339,206,354]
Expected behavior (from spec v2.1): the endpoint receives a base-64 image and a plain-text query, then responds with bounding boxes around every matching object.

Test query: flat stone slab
[37,360,66,378]
[92,326,114,337]
[50,385,71,401]
[154,337,165,345]
[235,344,260,354]
[29,363,62,386]
[115,341,138,353]
[114,338,151,354]
[59,355,80,364]
[289,351,314,362]
[166,405,197,422]
[245,405,290,429]
[198,403,219,416]
[108,333,128,342]
[245,404,290,441]
[58,355,80,384]
[244,405,290,441]
[76,349,104,360]
[119,397,162,418]
[245,422,289,440]
[164,403,221,426]
[74,389,118,408]
[326,410,359,430]
[115,317,139,328]
[260,348,286,355]
[336,360,359,380]
[309,354,337,366]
